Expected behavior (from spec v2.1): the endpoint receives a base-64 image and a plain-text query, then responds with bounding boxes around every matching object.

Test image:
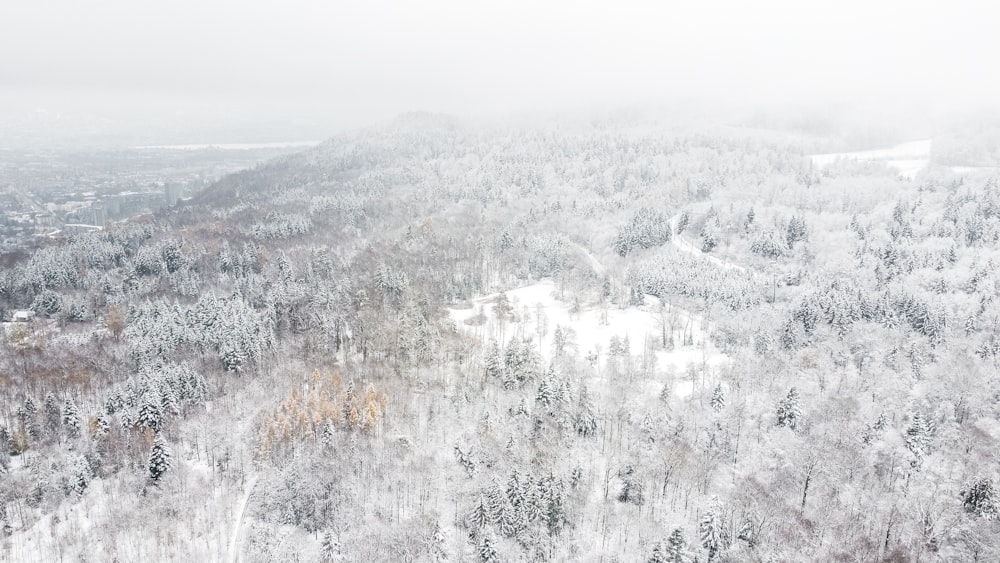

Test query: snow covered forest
[4,112,1000,562]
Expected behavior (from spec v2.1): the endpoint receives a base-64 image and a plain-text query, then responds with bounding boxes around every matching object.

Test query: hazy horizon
[2,0,998,147]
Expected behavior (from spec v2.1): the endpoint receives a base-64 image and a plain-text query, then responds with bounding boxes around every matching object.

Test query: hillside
[2,113,1000,562]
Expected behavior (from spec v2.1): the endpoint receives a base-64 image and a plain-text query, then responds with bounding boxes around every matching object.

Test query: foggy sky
[1,0,998,142]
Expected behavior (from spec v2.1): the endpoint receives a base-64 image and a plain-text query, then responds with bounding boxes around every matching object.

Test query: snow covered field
[810,139,999,178]
[810,139,932,179]
[448,279,730,399]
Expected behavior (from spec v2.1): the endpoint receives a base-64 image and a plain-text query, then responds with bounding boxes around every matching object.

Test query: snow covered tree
[454,445,477,476]
[62,397,81,437]
[613,207,672,256]
[73,456,92,495]
[573,386,597,438]
[700,228,718,253]
[535,375,555,409]
[147,433,173,483]
[478,530,499,563]
[484,340,503,380]
[320,529,342,561]
[470,495,491,529]
[776,387,801,430]
[430,520,449,561]
[751,230,785,259]
[494,292,512,325]
[541,473,566,536]
[17,396,40,441]
[484,485,505,525]
[321,419,336,445]
[136,393,164,432]
[498,502,525,538]
[666,528,688,563]
[710,384,725,413]
[905,411,932,467]
[962,477,999,519]
[618,465,644,505]
[552,326,567,357]
[41,392,61,439]
[786,215,808,248]
[32,289,64,316]
[699,500,725,561]
[648,541,668,563]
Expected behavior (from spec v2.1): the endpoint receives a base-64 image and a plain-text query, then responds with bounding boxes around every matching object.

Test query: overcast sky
[1,0,997,141]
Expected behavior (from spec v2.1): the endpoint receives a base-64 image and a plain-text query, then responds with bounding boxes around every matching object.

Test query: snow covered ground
[810,139,1000,178]
[448,279,729,399]
[810,139,932,179]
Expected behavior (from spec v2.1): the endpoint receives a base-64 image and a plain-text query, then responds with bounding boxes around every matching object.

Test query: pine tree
[17,396,40,440]
[905,411,931,467]
[964,313,978,336]
[147,433,173,483]
[321,419,336,445]
[786,215,808,248]
[498,502,525,538]
[43,392,61,436]
[506,471,525,508]
[523,475,545,523]
[961,477,999,519]
[699,501,724,561]
[617,465,644,505]
[478,531,499,563]
[536,376,554,408]
[62,398,81,437]
[700,230,718,253]
[648,541,668,563]
[710,384,725,413]
[277,253,293,285]
[320,529,341,561]
[552,326,567,357]
[136,393,164,432]
[484,340,503,380]
[776,388,801,430]
[73,456,91,495]
[105,391,124,415]
[470,495,490,529]
[573,386,598,438]
[666,528,687,563]
[484,485,505,524]
[159,380,181,416]
[541,473,566,536]
[430,520,448,561]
